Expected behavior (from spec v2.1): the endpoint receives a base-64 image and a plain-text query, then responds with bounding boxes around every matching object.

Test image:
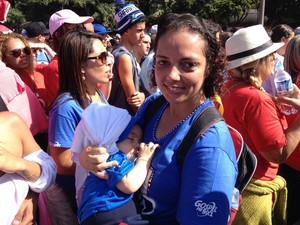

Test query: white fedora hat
[225,24,284,70]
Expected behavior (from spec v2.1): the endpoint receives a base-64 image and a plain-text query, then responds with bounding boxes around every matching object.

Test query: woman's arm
[0,111,56,188]
[50,146,75,175]
[260,85,300,163]
[260,116,300,163]
[0,111,42,181]
[0,111,56,225]
[177,145,236,225]
[79,146,118,179]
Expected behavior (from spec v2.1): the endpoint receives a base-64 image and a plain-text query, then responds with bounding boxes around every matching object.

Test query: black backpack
[143,95,257,193]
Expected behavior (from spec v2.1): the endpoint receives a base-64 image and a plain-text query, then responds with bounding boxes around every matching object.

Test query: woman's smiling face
[154,29,207,105]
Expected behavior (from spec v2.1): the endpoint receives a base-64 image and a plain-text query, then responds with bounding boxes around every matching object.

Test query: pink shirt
[0,61,48,135]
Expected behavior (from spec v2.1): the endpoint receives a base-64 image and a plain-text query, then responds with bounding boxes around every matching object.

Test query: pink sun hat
[49,9,93,35]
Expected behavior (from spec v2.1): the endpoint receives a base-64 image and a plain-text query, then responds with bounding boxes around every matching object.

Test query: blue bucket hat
[114,0,145,34]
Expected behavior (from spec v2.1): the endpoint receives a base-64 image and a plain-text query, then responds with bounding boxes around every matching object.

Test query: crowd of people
[1,0,300,224]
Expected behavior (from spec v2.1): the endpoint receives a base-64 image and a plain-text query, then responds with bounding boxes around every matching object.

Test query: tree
[4,0,116,30]
[200,0,259,27]
[3,0,260,32]
[138,0,259,28]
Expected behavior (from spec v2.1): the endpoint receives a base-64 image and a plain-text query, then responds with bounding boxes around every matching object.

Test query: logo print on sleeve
[195,200,217,217]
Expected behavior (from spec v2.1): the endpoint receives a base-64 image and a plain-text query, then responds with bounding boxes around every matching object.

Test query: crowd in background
[0,0,300,225]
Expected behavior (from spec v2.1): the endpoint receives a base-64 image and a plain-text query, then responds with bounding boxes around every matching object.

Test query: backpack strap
[177,106,223,171]
[143,95,167,124]
[143,96,223,172]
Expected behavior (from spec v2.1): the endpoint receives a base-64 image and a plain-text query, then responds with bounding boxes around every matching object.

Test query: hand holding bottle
[274,64,297,115]
[277,84,300,111]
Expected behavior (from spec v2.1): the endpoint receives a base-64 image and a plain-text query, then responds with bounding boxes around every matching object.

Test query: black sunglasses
[10,46,31,58]
[87,51,108,65]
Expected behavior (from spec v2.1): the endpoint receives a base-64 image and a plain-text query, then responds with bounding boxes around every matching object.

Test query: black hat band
[227,40,273,61]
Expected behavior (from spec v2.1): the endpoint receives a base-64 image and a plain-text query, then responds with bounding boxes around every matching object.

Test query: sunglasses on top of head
[87,51,108,65]
[9,46,31,58]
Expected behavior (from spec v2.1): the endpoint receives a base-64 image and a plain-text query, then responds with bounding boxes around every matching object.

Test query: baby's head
[117,117,143,160]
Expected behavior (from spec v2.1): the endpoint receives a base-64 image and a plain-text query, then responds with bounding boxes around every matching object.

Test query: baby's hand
[138,142,159,161]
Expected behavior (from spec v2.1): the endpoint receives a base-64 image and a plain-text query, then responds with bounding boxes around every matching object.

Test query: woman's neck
[168,94,206,121]
[86,89,99,102]
[15,68,28,77]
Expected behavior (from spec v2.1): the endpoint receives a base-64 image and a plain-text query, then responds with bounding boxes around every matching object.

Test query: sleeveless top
[109,45,141,115]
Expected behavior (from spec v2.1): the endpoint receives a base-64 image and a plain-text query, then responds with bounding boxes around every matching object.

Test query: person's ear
[37,35,43,42]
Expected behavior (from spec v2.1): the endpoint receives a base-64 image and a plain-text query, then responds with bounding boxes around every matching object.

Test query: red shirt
[222,81,287,181]
[40,56,59,109]
[284,76,300,171]
[35,63,47,74]
[19,71,51,112]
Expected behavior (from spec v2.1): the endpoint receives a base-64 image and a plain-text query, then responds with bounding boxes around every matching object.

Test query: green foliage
[5,7,26,31]
[3,0,299,33]
[92,3,116,30]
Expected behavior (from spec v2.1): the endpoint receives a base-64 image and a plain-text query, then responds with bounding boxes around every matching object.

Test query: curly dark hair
[152,13,225,98]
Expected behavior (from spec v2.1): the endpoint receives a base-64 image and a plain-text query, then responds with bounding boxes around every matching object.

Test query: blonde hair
[228,54,272,89]
[0,33,35,74]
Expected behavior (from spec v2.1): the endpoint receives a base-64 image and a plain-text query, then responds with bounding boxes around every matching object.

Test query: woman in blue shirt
[79,13,238,225]
[48,30,113,218]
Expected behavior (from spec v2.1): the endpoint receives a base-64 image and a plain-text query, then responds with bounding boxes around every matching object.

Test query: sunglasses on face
[10,46,31,58]
[87,51,108,65]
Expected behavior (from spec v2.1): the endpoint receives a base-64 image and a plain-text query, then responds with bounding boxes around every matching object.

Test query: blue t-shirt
[48,93,83,192]
[49,93,83,148]
[78,151,134,223]
[136,93,238,225]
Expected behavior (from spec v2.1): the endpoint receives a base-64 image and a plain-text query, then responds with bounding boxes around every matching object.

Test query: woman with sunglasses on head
[0,33,51,112]
[48,29,113,220]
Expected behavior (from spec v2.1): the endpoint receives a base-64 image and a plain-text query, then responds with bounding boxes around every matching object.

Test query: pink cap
[49,9,94,35]
[0,24,12,34]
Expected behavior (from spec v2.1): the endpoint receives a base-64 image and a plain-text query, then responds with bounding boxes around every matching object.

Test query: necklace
[152,102,202,142]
